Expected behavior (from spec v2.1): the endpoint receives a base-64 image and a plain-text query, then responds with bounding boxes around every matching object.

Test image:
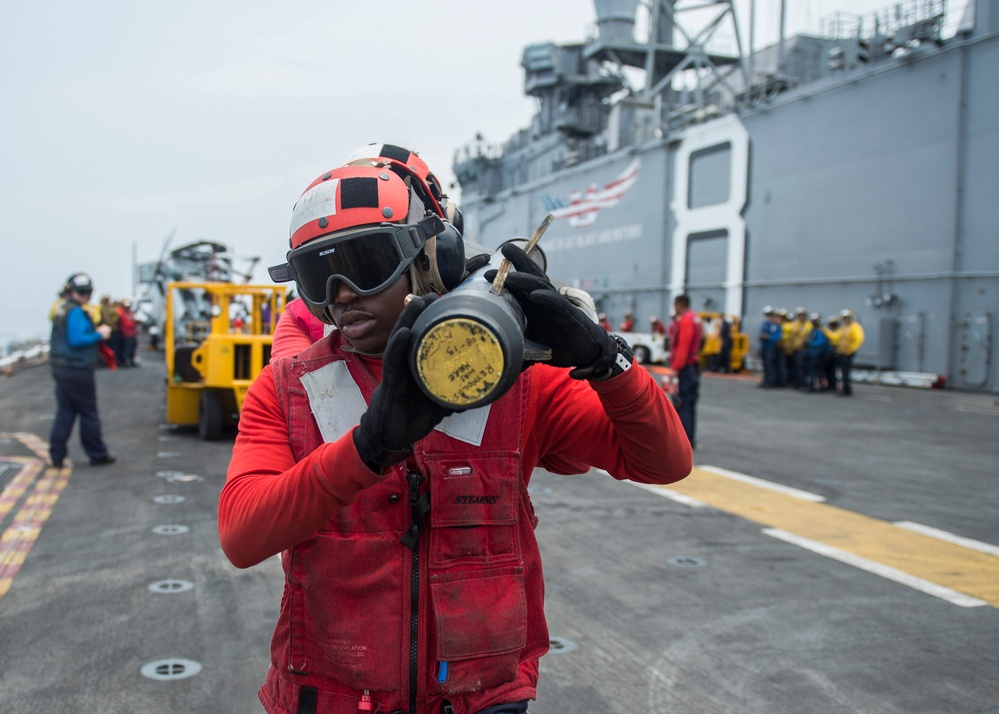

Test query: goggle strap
[416,214,444,241]
[268,263,294,282]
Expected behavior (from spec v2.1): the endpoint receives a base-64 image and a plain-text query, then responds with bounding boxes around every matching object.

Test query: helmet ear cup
[433,220,465,291]
[444,202,464,237]
[409,219,465,295]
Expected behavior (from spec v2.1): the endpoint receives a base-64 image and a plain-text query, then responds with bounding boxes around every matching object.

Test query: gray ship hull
[454,0,999,392]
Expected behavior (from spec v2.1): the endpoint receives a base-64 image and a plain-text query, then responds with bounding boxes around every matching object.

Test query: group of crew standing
[96,295,139,368]
[598,310,667,336]
[758,306,865,396]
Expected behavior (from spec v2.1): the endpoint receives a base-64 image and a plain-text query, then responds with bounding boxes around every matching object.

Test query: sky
[1,0,965,344]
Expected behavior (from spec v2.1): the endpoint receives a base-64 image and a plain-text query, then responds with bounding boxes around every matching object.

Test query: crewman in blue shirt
[801,314,831,392]
[758,306,781,388]
[48,273,116,468]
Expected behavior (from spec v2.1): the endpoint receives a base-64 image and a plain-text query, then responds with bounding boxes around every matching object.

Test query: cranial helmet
[62,272,93,295]
[341,143,465,293]
[268,158,464,324]
[342,143,445,203]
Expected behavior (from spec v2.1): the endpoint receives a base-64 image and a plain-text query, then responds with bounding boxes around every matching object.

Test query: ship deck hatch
[0,463,23,493]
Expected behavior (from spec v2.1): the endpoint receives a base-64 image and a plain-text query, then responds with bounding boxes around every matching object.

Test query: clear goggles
[268,216,444,306]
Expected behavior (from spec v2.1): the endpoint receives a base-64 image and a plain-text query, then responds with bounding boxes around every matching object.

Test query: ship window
[688,143,731,209]
[687,230,728,287]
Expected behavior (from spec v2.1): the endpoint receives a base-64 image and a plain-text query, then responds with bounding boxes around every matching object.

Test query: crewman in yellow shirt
[836,309,865,395]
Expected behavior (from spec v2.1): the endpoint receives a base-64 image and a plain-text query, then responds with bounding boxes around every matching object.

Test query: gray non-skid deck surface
[0,356,996,713]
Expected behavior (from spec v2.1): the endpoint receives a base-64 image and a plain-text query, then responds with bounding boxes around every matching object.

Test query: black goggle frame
[268,215,445,307]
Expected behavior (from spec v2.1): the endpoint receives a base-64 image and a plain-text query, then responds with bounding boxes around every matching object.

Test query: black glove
[353,294,454,471]
[484,243,627,380]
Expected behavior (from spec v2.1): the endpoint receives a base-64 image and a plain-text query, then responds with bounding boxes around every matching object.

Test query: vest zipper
[401,470,429,713]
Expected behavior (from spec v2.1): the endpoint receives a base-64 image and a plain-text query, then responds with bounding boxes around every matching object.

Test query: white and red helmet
[287,163,423,251]
[342,143,445,202]
[270,155,464,323]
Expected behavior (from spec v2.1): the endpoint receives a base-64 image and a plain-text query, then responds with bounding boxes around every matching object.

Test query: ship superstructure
[454,0,999,392]
[133,237,260,346]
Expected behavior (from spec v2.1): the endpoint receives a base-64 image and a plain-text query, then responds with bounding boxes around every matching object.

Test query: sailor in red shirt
[270,296,330,359]
[218,151,691,714]
[667,294,703,449]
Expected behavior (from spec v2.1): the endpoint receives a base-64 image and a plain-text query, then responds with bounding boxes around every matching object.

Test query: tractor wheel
[633,346,651,365]
[198,390,223,441]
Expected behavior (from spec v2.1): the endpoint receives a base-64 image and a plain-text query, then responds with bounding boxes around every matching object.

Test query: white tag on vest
[300,360,491,446]
[300,361,367,444]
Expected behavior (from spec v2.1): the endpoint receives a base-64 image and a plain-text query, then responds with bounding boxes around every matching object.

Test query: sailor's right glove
[485,243,633,381]
[353,294,454,471]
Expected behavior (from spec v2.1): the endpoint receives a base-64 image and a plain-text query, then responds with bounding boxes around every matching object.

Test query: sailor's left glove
[485,242,633,381]
[353,294,454,471]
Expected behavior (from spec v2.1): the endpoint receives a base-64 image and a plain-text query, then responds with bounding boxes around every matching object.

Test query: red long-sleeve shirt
[669,310,702,370]
[270,298,327,359]
[219,358,692,568]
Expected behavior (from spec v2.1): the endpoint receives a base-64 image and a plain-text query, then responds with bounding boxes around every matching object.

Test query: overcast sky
[1,0,965,342]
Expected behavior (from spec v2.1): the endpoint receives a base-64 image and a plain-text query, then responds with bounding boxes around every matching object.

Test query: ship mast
[585,0,748,134]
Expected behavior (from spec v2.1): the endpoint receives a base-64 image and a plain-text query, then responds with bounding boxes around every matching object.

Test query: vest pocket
[429,565,527,694]
[294,533,406,692]
[427,454,520,566]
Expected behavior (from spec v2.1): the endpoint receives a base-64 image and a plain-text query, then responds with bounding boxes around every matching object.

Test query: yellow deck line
[0,433,73,603]
[659,466,999,607]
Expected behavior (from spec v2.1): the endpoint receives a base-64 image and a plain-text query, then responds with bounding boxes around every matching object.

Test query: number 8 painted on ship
[670,114,749,319]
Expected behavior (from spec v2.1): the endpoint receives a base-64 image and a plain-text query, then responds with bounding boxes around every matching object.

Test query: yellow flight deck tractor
[164,282,286,439]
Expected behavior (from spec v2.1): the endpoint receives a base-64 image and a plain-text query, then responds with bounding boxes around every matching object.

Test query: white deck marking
[626,480,708,507]
[595,469,707,507]
[894,521,999,558]
[763,528,988,608]
[698,465,826,502]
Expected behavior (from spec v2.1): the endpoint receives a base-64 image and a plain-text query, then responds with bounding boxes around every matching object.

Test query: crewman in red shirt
[667,294,703,449]
[218,150,691,714]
